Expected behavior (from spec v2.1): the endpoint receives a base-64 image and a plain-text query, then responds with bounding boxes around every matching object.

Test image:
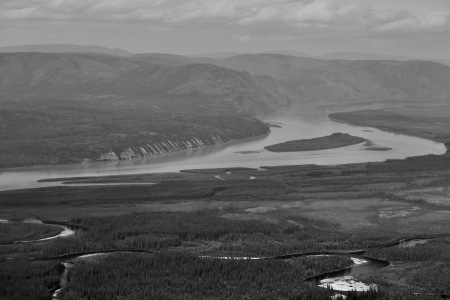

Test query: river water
[0,107,445,191]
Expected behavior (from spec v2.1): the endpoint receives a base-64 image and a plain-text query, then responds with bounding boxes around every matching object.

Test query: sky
[1,0,450,58]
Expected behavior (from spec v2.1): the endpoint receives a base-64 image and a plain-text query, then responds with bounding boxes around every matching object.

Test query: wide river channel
[0,107,445,191]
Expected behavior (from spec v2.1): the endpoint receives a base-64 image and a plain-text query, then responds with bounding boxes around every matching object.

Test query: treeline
[0,259,63,300]
[366,238,450,262]
[0,181,223,208]
[0,179,291,208]
[368,154,450,173]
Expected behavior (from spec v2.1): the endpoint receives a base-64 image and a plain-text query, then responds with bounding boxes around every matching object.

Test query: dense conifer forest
[0,260,63,300]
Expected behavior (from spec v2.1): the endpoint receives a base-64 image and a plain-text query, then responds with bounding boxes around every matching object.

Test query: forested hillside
[0,52,294,167]
[0,52,292,115]
[2,51,450,168]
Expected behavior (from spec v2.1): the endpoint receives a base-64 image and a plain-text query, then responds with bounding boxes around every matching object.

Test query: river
[0,107,445,191]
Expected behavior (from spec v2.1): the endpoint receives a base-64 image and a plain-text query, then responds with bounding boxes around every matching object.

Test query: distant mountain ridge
[321,52,413,61]
[2,44,448,66]
[272,59,450,103]
[0,44,132,56]
[0,52,296,167]
[151,53,450,104]
[4,50,448,106]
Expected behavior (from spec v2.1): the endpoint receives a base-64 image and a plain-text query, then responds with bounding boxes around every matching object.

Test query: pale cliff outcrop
[96,132,268,161]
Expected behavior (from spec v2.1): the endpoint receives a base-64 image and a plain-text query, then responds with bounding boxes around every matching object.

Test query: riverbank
[1,107,445,191]
[0,222,62,244]
[329,105,450,146]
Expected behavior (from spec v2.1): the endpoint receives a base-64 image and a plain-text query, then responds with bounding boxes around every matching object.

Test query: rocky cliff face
[96,130,269,162]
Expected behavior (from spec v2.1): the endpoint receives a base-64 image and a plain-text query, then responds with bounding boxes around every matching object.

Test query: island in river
[264,132,366,152]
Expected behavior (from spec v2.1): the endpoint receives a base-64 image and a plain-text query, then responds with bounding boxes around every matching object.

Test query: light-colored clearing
[77,253,107,259]
[245,206,277,213]
[199,255,265,260]
[19,225,74,243]
[319,276,377,292]
[351,258,368,265]
[398,239,429,248]
[378,206,421,219]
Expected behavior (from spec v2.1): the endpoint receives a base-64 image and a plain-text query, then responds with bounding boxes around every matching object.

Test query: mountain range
[129,52,450,104]
[6,49,447,106]
[1,48,450,167]
[0,44,132,56]
[0,52,293,115]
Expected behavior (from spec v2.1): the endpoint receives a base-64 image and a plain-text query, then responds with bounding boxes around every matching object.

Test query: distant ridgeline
[1,51,450,167]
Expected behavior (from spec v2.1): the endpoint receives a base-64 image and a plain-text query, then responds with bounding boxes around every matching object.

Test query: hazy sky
[1,0,450,57]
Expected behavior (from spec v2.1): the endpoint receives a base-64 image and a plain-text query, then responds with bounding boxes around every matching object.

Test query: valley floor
[1,103,450,299]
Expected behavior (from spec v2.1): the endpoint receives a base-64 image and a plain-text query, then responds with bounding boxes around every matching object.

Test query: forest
[0,259,63,300]
[59,253,345,300]
[23,209,415,259]
[1,139,450,299]
[0,93,270,168]
[264,133,366,152]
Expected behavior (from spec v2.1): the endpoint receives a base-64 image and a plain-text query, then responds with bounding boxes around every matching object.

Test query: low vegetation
[264,132,366,152]
[0,223,62,243]
[329,104,450,144]
[2,103,450,299]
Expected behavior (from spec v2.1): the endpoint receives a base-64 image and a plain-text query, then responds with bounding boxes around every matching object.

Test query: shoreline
[0,108,447,192]
[264,133,367,153]
[0,130,272,171]
[4,105,447,172]
[328,114,448,148]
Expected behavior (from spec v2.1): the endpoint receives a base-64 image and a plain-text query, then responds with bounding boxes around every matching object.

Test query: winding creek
[32,234,446,299]
[1,219,83,244]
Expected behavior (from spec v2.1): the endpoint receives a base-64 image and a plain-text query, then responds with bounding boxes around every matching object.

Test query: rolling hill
[131,52,450,104]
[2,50,450,168]
[0,44,132,56]
[179,53,450,104]
[276,59,450,104]
[0,52,293,115]
[0,52,294,168]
